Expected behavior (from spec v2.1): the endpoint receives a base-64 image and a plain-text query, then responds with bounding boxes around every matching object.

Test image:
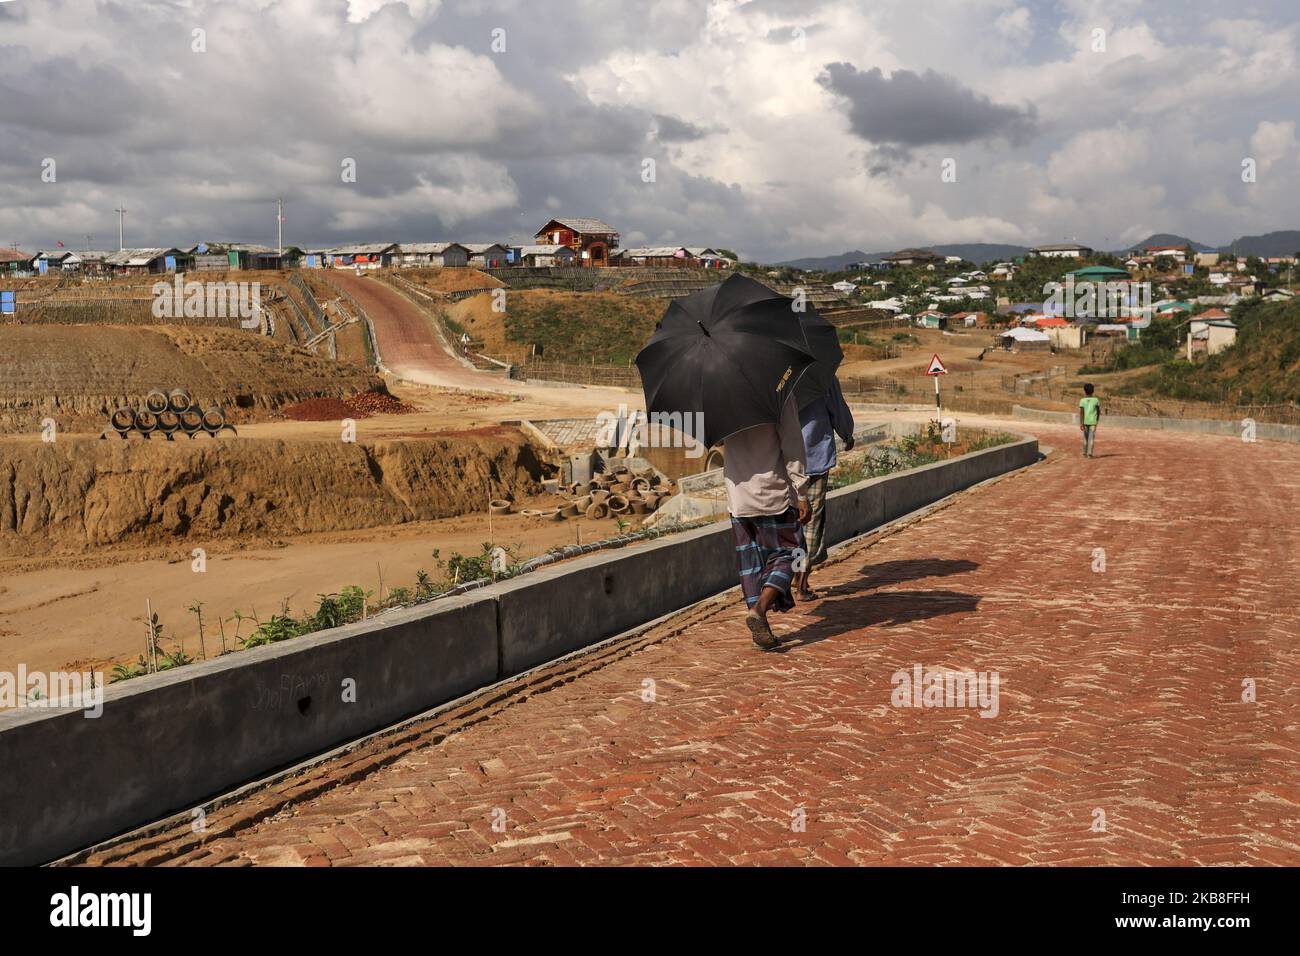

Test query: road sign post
[925,353,948,425]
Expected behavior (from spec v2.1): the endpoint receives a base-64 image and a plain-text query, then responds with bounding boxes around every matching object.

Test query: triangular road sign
[926,353,948,376]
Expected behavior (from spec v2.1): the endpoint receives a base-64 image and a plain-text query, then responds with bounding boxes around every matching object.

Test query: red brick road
[79,424,1300,865]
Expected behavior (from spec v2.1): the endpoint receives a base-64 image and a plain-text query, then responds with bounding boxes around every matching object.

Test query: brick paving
[76,423,1300,866]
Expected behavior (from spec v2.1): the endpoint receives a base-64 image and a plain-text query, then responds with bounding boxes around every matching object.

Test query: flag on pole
[56,240,65,248]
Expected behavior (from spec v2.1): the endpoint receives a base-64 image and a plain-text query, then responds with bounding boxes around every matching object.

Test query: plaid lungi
[731,506,805,611]
[804,472,830,567]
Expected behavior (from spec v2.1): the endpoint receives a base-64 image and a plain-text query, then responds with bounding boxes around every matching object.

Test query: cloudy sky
[1,0,1298,261]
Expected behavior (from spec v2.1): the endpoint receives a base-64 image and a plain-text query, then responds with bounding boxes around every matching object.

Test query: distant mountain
[1120,233,1216,254]
[779,231,1300,271]
[778,250,873,271]
[779,242,1028,270]
[1219,230,1300,257]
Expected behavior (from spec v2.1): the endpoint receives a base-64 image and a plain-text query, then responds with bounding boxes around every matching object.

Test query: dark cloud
[652,113,717,143]
[817,63,1038,151]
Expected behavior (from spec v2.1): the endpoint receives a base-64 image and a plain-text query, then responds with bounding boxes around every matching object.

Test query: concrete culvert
[201,408,226,433]
[520,508,543,517]
[110,408,134,433]
[609,481,629,493]
[489,499,513,515]
[144,390,169,414]
[630,500,649,515]
[631,477,651,494]
[179,409,204,434]
[157,410,181,434]
[560,502,580,518]
[590,489,610,504]
[549,508,566,521]
[573,495,592,511]
[608,494,630,514]
[134,410,158,434]
[168,389,192,413]
[585,502,608,520]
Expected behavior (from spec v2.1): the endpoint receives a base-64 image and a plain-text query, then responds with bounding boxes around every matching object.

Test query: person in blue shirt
[794,377,855,600]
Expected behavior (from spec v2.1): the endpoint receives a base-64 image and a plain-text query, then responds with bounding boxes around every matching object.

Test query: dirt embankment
[0,432,544,556]
[447,289,664,364]
[0,324,384,433]
[403,267,504,293]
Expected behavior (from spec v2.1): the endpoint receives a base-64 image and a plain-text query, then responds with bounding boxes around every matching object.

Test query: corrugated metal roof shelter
[396,242,470,268]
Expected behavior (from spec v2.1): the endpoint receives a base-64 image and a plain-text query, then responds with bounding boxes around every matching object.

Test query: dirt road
[329,273,638,417]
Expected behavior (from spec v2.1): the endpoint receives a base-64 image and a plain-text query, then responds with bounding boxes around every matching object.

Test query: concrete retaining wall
[1012,405,1300,443]
[0,436,1038,866]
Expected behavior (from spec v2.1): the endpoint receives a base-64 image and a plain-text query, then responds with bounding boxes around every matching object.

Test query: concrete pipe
[157,410,181,436]
[585,502,608,520]
[520,508,544,518]
[590,489,610,504]
[631,477,651,494]
[586,479,603,492]
[629,500,649,515]
[201,408,226,433]
[573,495,592,511]
[609,481,629,494]
[489,499,513,515]
[168,389,193,413]
[179,409,204,435]
[549,508,566,521]
[134,410,158,434]
[607,494,630,514]
[110,408,134,433]
[560,502,580,518]
[144,390,169,414]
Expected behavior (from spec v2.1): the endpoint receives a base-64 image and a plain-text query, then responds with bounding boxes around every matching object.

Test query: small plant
[111,658,149,683]
[434,543,519,585]
[310,593,345,630]
[187,600,207,660]
[337,585,371,622]
[243,614,308,649]
[414,568,438,600]
[157,647,194,671]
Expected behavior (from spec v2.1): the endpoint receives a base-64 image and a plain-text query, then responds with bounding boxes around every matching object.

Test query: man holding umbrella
[636,274,840,651]
[722,393,811,649]
[793,378,855,601]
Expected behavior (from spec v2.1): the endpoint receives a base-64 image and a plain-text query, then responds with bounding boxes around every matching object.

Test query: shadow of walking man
[776,558,981,651]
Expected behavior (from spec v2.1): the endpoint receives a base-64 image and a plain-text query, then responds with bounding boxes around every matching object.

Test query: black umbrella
[635,273,817,449]
[791,306,844,410]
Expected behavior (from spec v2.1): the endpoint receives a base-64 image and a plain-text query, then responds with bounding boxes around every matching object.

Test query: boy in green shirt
[1079,383,1101,458]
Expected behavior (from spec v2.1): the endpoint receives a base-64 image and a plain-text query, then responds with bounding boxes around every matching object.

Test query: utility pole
[115,205,126,251]
[276,198,283,258]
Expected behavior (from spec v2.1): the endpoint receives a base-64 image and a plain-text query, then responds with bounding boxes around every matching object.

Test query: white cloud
[0,0,1298,258]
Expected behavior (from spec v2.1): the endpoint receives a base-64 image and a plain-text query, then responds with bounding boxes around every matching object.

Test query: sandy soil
[0,503,668,679]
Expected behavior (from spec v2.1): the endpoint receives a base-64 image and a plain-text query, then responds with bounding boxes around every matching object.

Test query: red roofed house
[534,218,620,267]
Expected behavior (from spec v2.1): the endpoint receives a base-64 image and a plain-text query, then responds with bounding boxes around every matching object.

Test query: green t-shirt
[1079,396,1100,426]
